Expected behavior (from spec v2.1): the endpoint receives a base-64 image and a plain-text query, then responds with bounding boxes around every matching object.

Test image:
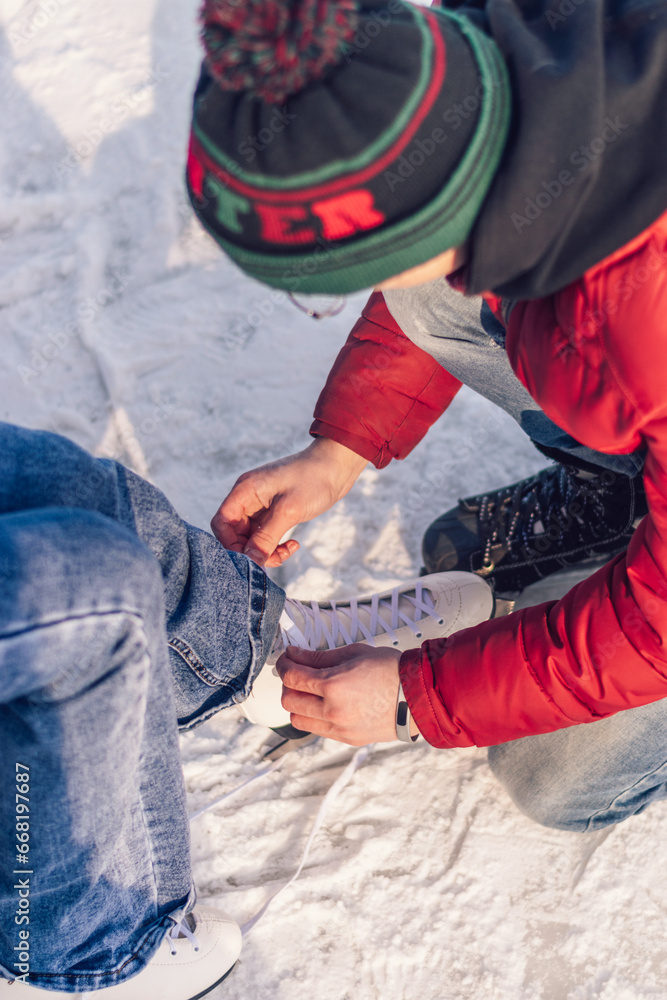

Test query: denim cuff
[168,547,285,731]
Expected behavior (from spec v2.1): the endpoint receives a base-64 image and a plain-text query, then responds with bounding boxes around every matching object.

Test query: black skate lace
[476,466,612,572]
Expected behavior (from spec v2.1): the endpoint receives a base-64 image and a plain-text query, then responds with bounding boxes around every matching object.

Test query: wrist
[308,435,367,480]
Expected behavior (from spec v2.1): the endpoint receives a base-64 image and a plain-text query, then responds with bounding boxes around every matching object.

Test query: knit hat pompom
[200,0,360,103]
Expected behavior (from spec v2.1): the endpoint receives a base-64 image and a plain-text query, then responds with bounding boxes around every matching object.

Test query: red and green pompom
[200,0,360,103]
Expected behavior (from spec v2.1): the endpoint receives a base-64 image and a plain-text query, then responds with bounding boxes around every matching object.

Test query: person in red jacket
[187,0,667,830]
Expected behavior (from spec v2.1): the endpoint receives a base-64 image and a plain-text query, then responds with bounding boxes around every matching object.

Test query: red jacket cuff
[399,646,475,749]
[309,420,390,468]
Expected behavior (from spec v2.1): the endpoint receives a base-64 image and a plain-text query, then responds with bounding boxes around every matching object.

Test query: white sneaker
[241,570,494,731]
[0,906,242,999]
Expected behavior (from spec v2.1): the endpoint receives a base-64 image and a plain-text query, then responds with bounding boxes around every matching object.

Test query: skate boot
[0,906,242,998]
[422,464,647,597]
[241,571,495,738]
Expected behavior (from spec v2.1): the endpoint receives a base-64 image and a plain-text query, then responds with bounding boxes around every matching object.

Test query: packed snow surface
[2,0,666,997]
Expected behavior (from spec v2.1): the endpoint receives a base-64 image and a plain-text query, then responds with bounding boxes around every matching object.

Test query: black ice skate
[422,464,647,596]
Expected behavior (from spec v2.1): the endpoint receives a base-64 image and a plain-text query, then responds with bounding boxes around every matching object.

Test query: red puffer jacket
[310,210,667,748]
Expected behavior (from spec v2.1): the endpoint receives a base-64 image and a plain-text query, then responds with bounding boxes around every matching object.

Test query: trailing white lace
[189,746,370,939]
[279,583,443,651]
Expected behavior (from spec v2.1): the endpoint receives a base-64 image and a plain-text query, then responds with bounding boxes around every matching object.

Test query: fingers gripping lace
[279,584,439,651]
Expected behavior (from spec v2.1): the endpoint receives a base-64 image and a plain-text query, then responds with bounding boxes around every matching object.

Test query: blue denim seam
[4,888,197,989]
[583,755,667,832]
[0,608,145,642]
[167,636,220,687]
[246,561,269,680]
[135,635,163,928]
[177,698,235,731]
[4,610,146,698]
[28,915,173,987]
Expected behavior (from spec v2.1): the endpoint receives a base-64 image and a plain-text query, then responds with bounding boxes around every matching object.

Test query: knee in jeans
[0,424,115,512]
[62,509,162,604]
[1,510,165,704]
[488,744,591,833]
[16,508,163,616]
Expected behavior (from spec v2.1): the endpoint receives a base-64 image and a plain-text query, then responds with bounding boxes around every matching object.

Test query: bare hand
[212,437,366,567]
[275,644,404,745]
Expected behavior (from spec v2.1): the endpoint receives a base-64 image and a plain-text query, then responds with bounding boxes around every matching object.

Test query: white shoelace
[188,747,370,939]
[279,583,443,651]
[239,746,369,936]
[75,749,368,992]
[166,913,200,955]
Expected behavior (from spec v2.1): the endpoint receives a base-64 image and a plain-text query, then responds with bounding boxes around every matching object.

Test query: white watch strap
[396,679,418,743]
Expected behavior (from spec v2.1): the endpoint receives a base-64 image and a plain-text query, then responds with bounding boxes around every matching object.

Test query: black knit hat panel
[194,12,424,179]
[188,0,512,292]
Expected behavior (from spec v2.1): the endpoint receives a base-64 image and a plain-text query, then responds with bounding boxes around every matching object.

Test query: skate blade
[261,733,320,760]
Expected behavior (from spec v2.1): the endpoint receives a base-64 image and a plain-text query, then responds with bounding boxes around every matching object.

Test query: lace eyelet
[416,632,422,638]
[438,619,444,626]
[194,946,200,952]
[392,640,399,646]
[170,949,177,956]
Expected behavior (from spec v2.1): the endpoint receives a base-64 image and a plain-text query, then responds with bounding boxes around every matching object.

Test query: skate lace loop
[280,584,438,650]
[167,914,200,956]
[477,466,609,568]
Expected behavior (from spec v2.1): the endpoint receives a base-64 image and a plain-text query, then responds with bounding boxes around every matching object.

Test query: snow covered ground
[2,0,667,997]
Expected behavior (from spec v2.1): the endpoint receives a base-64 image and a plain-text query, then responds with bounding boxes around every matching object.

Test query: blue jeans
[488,700,667,832]
[0,423,284,991]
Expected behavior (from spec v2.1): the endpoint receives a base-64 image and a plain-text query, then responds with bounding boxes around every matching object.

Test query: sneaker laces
[476,465,611,572]
[278,582,443,651]
[166,912,200,956]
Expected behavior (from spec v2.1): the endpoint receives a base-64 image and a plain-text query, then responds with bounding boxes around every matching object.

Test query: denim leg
[383,281,644,477]
[0,422,285,728]
[0,423,285,990]
[488,699,667,832]
[0,509,193,990]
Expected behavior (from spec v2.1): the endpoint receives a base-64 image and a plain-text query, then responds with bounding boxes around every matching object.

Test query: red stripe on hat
[191,8,447,206]
[186,137,206,200]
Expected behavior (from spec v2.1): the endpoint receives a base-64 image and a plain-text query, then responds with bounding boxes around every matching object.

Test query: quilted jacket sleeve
[400,222,667,748]
[310,291,462,468]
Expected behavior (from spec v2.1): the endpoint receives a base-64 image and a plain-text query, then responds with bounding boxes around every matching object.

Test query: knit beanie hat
[187,0,511,294]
